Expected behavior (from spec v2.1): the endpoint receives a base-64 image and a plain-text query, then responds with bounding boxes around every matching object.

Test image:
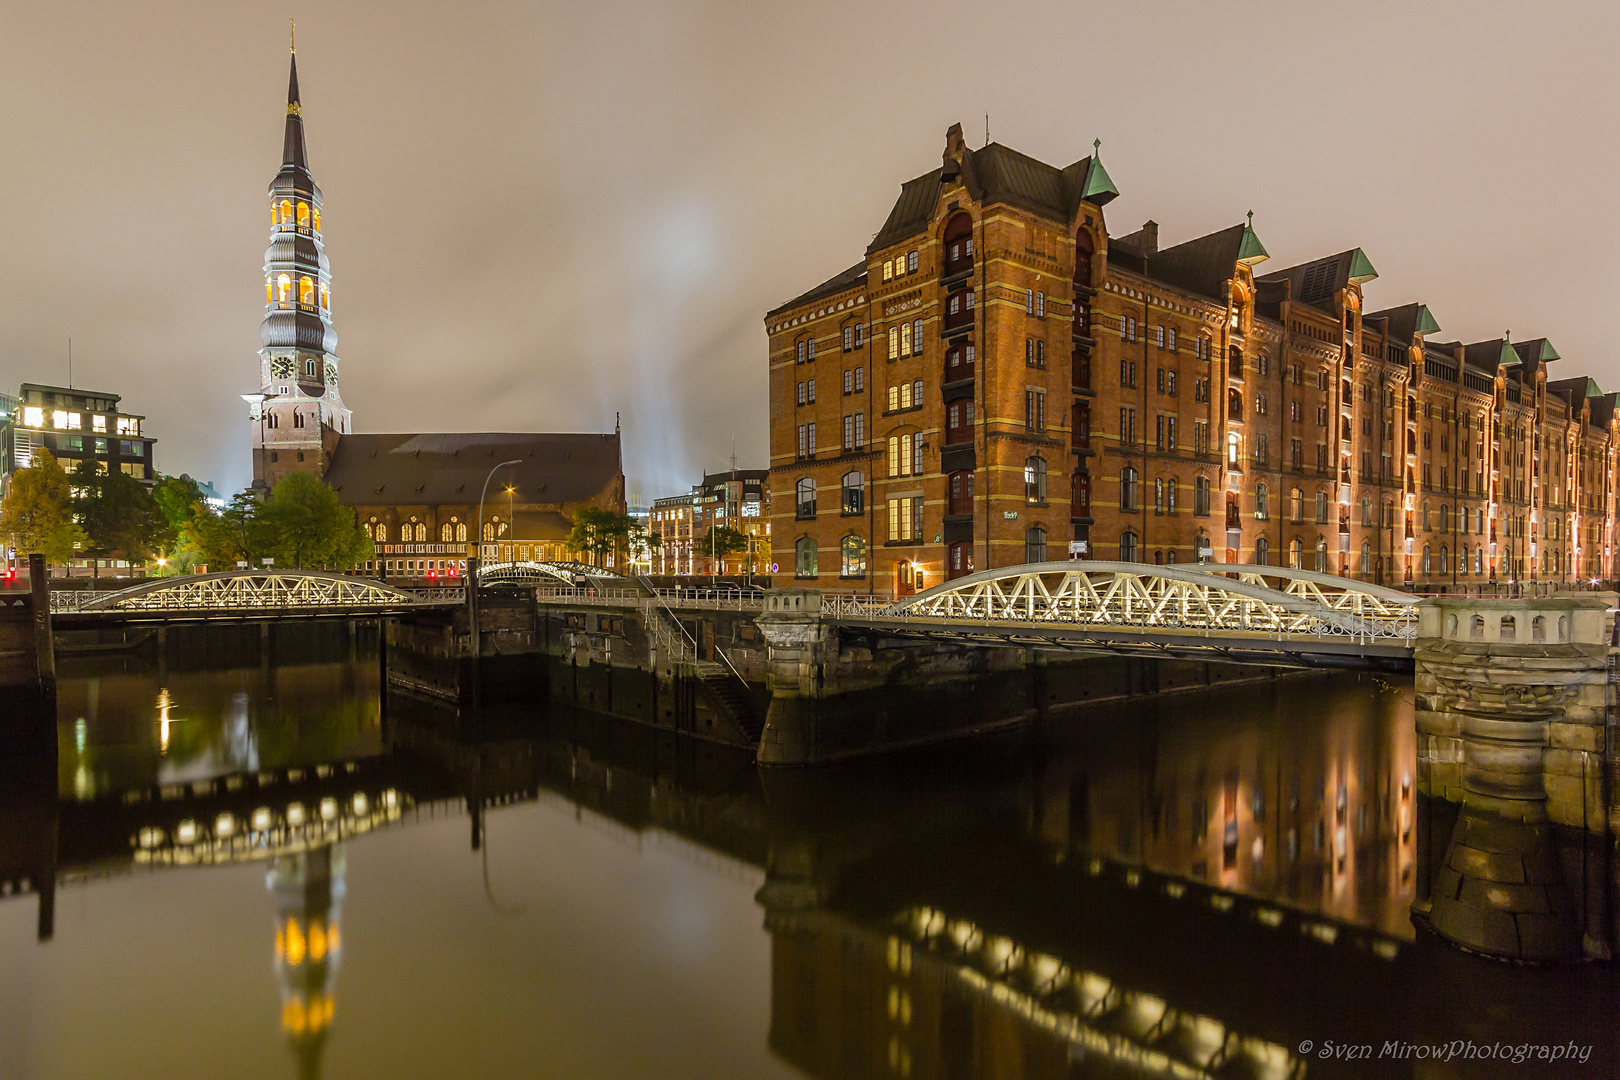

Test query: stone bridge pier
[1413,595,1616,961]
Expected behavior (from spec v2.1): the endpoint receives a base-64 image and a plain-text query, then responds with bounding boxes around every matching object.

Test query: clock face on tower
[324,360,338,385]
[270,357,296,380]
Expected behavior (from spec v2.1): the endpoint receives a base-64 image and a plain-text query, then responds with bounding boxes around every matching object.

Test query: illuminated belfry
[271,845,345,1080]
[244,32,351,492]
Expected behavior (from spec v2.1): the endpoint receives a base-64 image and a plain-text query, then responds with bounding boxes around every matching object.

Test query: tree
[188,493,270,571]
[566,506,633,567]
[693,525,748,572]
[259,473,373,569]
[152,474,206,533]
[72,460,167,577]
[0,449,86,566]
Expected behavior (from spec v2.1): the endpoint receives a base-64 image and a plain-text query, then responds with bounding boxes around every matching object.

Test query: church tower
[244,36,351,492]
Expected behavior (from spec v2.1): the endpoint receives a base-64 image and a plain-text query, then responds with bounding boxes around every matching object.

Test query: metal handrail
[638,574,753,691]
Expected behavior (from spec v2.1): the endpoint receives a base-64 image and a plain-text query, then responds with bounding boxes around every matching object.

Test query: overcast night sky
[2,1,1615,501]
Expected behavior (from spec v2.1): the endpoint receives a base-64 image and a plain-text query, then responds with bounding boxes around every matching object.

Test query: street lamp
[476,460,523,566]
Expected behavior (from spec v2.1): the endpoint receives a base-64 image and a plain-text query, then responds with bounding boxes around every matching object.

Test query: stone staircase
[693,660,763,743]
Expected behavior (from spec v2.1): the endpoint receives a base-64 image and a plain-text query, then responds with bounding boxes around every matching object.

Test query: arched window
[280,199,293,224]
[1071,472,1090,516]
[1422,543,1432,575]
[1422,502,1431,530]
[1025,456,1047,502]
[483,521,496,541]
[1439,545,1449,573]
[1154,478,1164,514]
[1226,431,1241,467]
[1438,504,1449,532]
[1361,495,1372,526]
[319,282,330,310]
[299,276,315,305]
[1120,530,1138,562]
[415,523,427,543]
[1361,540,1371,575]
[1120,467,1139,512]
[1289,538,1303,568]
[1194,475,1210,516]
[440,523,452,542]
[841,471,864,515]
[795,536,818,578]
[376,523,388,543]
[796,477,817,519]
[312,207,321,233]
[840,535,866,578]
[363,520,374,540]
[456,522,467,543]
[277,273,291,303]
[1254,484,1269,520]
[943,212,974,274]
[265,275,274,304]
[1024,527,1047,564]
[297,201,310,227]
[1254,537,1270,566]
[1228,388,1243,421]
[1290,488,1303,523]
[1315,538,1328,572]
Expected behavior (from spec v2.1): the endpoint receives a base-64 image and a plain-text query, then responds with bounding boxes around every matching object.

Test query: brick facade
[767,123,1619,594]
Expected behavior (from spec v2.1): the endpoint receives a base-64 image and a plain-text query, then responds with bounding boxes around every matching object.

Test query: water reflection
[1,643,1615,1078]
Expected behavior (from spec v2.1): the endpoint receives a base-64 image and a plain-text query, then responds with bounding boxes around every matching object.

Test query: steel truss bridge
[476,560,627,587]
[49,571,464,625]
[821,562,1418,669]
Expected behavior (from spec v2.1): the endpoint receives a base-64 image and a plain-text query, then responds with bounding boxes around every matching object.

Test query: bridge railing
[822,594,898,619]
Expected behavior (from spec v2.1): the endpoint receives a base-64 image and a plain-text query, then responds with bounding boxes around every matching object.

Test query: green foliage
[152,474,206,531]
[259,473,373,569]
[0,449,86,565]
[72,459,168,570]
[188,492,270,571]
[566,506,633,567]
[693,524,748,562]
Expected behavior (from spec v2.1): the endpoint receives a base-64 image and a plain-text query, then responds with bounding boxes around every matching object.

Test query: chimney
[1140,220,1159,257]
[943,122,966,164]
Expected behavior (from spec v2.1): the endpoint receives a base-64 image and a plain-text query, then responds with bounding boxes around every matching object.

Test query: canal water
[2,627,1616,1079]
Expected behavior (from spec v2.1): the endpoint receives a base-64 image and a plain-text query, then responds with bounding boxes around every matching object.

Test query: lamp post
[476,460,522,566]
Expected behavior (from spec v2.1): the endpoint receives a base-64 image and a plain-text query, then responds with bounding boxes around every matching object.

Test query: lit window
[22,406,43,428]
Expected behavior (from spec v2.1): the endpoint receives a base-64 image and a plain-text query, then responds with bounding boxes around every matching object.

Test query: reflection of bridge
[820,562,1419,668]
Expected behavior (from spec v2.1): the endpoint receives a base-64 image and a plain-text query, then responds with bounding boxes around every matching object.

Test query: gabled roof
[867,130,1118,256]
[1136,223,1266,302]
[1511,338,1561,364]
[1258,249,1378,312]
[1364,303,1441,347]
[1588,392,1619,430]
[1546,376,1603,408]
[323,432,622,507]
[1463,337,1518,372]
[767,261,867,319]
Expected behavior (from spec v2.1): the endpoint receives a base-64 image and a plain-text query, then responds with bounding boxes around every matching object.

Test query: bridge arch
[476,561,628,587]
[79,571,431,611]
[883,560,1417,642]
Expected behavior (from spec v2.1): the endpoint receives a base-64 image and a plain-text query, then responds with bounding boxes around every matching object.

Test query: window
[841,471,864,515]
[796,381,806,406]
[1120,467,1139,512]
[376,523,387,542]
[887,433,921,477]
[1254,537,1270,566]
[1025,388,1046,432]
[843,326,853,351]
[901,322,912,356]
[1120,530,1139,562]
[796,537,818,577]
[907,250,918,273]
[912,318,923,353]
[1036,291,1045,318]
[1290,488,1304,522]
[1026,288,1035,315]
[1119,407,1136,445]
[440,523,453,542]
[1025,456,1047,502]
[795,478,817,519]
[1254,484,1269,520]
[797,340,806,364]
[1166,370,1177,396]
[883,259,894,282]
[807,379,816,403]
[1155,478,1165,514]
[887,497,924,542]
[1194,475,1211,516]
[1290,538,1303,569]
[1024,527,1047,564]
[840,535,866,577]
[1072,472,1091,516]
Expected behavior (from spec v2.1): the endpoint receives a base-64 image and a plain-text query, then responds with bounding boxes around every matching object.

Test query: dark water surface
[2,631,1616,1079]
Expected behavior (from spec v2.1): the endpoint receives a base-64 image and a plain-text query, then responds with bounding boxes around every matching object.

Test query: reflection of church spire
[270,845,345,1080]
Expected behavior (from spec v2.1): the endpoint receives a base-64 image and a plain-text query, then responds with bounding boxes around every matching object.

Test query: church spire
[282,36,309,177]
